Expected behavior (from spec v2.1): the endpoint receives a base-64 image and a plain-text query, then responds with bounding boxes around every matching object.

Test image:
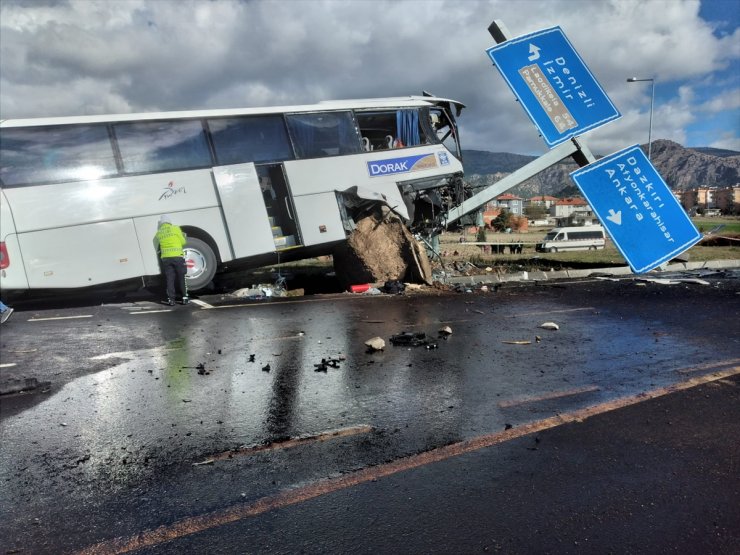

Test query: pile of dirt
[333,213,432,289]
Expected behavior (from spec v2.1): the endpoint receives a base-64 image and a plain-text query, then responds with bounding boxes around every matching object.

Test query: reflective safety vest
[155,223,187,258]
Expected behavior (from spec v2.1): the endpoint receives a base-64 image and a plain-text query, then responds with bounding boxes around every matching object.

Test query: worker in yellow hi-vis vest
[154,215,188,305]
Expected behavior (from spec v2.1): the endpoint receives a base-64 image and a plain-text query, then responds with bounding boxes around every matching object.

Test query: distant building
[714,186,740,214]
[528,195,559,209]
[675,185,740,215]
[551,197,589,218]
[487,193,524,216]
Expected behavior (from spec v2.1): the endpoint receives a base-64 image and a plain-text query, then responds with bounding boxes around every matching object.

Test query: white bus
[0,95,464,294]
[536,225,606,252]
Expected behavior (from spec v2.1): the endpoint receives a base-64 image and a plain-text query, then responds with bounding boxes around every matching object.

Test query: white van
[536,225,606,253]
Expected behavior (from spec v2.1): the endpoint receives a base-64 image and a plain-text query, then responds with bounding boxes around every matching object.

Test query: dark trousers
[162,257,187,301]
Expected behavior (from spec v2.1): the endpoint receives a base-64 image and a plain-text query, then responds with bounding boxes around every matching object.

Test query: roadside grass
[692,217,740,234]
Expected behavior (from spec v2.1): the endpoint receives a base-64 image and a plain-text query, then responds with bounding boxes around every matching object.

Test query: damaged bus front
[336,96,467,237]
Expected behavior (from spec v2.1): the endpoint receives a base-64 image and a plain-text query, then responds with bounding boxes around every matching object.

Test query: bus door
[212,162,276,258]
[261,164,301,250]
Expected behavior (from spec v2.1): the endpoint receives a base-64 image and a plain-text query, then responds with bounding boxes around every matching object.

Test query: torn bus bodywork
[332,96,469,286]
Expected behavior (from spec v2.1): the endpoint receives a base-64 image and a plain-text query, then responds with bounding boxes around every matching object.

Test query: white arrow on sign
[528,44,541,61]
[606,209,622,225]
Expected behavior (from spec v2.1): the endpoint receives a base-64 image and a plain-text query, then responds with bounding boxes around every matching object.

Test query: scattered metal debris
[502,340,532,345]
[314,357,342,372]
[382,280,406,294]
[636,277,711,286]
[539,322,560,330]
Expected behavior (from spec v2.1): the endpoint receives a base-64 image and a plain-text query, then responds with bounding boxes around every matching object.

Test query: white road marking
[190,299,213,309]
[28,315,93,322]
[0,363,17,368]
[130,309,173,315]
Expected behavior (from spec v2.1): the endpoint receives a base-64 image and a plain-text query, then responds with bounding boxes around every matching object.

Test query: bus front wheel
[184,238,217,291]
[549,247,557,253]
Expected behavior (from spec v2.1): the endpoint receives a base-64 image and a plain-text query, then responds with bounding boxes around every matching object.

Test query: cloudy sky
[1,0,738,156]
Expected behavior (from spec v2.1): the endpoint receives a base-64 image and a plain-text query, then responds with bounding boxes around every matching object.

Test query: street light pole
[627,77,655,160]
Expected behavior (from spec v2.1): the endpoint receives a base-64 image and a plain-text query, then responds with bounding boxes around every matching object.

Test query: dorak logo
[367,153,438,177]
[159,180,187,201]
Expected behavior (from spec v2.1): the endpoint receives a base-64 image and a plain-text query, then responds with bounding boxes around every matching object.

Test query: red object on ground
[349,284,370,293]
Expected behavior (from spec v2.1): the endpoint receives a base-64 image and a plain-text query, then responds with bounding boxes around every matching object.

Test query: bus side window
[356,109,427,150]
[0,125,117,186]
[208,116,294,165]
[113,120,212,174]
[285,112,362,159]
[356,111,396,151]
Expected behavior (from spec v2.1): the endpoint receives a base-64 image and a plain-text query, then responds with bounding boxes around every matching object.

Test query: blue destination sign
[571,145,702,273]
[487,26,621,147]
[367,152,444,177]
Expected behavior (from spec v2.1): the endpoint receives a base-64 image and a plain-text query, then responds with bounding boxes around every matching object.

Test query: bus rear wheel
[184,237,217,291]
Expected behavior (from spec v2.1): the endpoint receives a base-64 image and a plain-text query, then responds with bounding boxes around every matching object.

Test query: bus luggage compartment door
[19,220,146,288]
[212,163,276,258]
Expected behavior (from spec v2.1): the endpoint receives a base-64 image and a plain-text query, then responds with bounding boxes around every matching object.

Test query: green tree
[491,209,512,232]
[524,204,547,220]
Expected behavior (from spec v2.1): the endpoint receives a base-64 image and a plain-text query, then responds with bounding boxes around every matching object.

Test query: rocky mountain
[462,139,740,198]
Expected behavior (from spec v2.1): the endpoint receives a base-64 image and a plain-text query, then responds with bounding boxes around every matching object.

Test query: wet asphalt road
[1,272,739,554]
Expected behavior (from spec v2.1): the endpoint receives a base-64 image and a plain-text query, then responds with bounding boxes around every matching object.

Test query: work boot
[181,297,189,305]
[161,299,175,306]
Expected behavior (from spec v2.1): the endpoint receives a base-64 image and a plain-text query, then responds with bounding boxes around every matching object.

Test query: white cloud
[697,87,740,112]
[0,0,737,155]
[709,132,740,151]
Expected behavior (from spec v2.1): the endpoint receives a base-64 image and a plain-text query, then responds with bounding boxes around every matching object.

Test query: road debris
[365,337,385,351]
[192,458,215,466]
[383,280,406,294]
[314,358,342,372]
[389,332,430,347]
[539,322,560,330]
[636,277,711,286]
[262,363,271,372]
[502,340,532,345]
[438,326,453,337]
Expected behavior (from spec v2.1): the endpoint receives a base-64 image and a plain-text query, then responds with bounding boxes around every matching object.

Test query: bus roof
[0,96,465,128]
